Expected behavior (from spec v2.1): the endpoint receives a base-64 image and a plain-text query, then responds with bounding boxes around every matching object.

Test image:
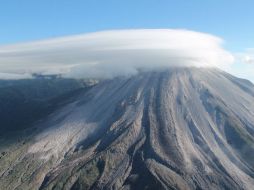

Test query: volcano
[0,68,254,190]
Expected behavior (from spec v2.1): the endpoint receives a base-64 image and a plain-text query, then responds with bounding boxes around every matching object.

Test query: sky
[0,0,253,81]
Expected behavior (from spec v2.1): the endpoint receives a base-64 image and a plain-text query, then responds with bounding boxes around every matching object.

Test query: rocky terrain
[0,68,254,190]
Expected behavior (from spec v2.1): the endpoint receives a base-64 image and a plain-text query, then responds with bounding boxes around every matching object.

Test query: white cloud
[0,29,234,79]
[226,49,254,83]
[0,72,32,80]
[243,56,254,64]
[235,49,254,65]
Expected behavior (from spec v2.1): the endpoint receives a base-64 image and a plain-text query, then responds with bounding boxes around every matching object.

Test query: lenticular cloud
[0,29,234,79]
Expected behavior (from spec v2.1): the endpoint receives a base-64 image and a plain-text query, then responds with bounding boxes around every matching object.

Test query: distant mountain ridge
[0,68,254,190]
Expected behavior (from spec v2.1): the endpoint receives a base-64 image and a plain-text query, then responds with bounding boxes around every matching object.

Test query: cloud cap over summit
[0,29,234,79]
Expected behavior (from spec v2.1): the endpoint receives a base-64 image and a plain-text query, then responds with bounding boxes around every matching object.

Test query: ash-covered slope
[1,68,254,190]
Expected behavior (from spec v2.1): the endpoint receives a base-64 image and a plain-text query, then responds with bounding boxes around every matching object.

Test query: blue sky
[0,0,253,81]
[0,0,253,50]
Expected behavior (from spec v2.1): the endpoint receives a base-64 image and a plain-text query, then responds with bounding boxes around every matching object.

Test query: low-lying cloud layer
[0,29,234,79]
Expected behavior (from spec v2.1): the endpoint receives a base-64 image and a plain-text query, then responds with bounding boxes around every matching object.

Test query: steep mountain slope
[0,68,254,190]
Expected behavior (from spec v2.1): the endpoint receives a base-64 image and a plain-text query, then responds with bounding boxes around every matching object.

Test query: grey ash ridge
[0,68,254,190]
